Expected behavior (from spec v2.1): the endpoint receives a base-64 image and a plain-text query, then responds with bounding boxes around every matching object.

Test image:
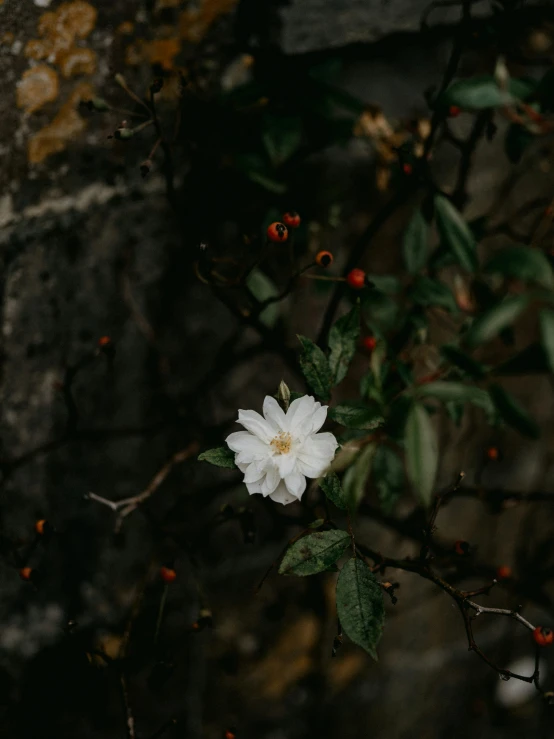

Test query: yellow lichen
[16,65,60,114]
[24,1,97,64]
[28,83,94,165]
[179,0,238,43]
[117,21,135,35]
[58,47,97,78]
[125,38,181,71]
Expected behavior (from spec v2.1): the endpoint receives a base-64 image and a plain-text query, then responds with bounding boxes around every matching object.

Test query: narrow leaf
[279,530,350,576]
[484,246,553,288]
[410,276,458,313]
[372,444,404,514]
[297,335,332,401]
[342,443,377,511]
[403,210,429,274]
[405,403,438,506]
[198,447,237,469]
[319,472,347,510]
[336,558,385,660]
[415,381,493,413]
[246,268,280,327]
[489,384,540,439]
[328,305,360,386]
[441,345,486,379]
[434,195,478,273]
[465,295,529,348]
[540,309,554,373]
[330,402,384,430]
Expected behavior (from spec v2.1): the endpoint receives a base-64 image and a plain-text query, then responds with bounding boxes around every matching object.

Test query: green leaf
[410,276,458,313]
[434,195,478,273]
[484,246,553,288]
[308,519,325,529]
[540,310,554,373]
[342,443,376,511]
[329,402,384,430]
[362,289,400,336]
[319,472,347,510]
[489,384,540,439]
[439,75,533,110]
[415,381,493,413]
[297,335,332,401]
[262,114,302,167]
[372,445,404,514]
[328,305,360,386]
[278,530,351,576]
[493,342,550,376]
[440,345,486,379]
[405,403,438,507]
[246,268,280,327]
[464,295,530,348]
[198,447,237,469]
[403,209,429,274]
[336,558,385,660]
[367,275,402,294]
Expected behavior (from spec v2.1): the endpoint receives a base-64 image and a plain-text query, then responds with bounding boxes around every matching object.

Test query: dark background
[1,1,554,738]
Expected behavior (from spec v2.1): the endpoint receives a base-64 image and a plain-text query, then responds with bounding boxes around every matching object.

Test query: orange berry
[266,222,288,243]
[191,621,201,631]
[315,250,333,268]
[346,268,366,289]
[160,566,177,584]
[19,567,33,581]
[449,105,461,117]
[496,565,512,580]
[98,336,112,348]
[363,336,377,351]
[486,446,499,462]
[454,540,470,556]
[35,519,46,535]
[224,731,236,739]
[533,626,553,647]
[282,211,301,229]
[402,163,413,175]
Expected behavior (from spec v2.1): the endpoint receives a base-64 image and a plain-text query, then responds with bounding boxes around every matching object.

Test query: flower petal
[237,410,275,443]
[261,465,280,495]
[296,457,328,478]
[275,452,296,477]
[244,461,266,484]
[303,432,339,459]
[309,405,328,434]
[286,395,317,433]
[263,396,288,431]
[269,481,298,505]
[284,470,307,497]
[245,479,264,495]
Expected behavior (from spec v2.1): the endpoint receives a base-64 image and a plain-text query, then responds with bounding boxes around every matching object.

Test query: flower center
[270,431,292,455]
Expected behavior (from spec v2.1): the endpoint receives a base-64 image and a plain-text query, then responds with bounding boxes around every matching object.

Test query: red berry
[19,567,33,581]
[98,336,112,348]
[160,566,177,584]
[454,540,470,556]
[449,105,461,118]
[267,222,288,243]
[496,565,512,580]
[486,446,499,462]
[533,626,553,647]
[315,250,333,268]
[402,163,413,175]
[282,211,301,229]
[346,268,366,289]
[363,336,377,351]
[35,519,46,536]
[224,730,236,739]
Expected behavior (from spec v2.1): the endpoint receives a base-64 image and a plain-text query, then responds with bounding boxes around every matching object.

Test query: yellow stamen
[270,432,292,455]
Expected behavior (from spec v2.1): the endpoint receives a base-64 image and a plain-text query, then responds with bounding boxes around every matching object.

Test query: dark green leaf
[403,209,429,274]
[439,75,534,110]
[336,558,385,660]
[198,447,237,469]
[366,275,402,294]
[362,289,400,336]
[372,445,405,514]
[484,246,553,288]
[319,472,347,510]
[279,530,351,576]
[297,335,332,401]
[410,276,458,313]
[440,345,486,379]
[489,384,540,439]
[262,115,302,167]
[308,519,325,529]
[385,395,413,440]
[434,195,478,273]
[328,305,360,386]
[464,295,530,348]
[342,443,376,511]
[330,402,384,430]
[540,310,554,373]
[405,403,438,506]
[415,381,493,413]
[493,342,550,376]
[505,123,534,164]
[246,268,280,327]
[445,401,465,427]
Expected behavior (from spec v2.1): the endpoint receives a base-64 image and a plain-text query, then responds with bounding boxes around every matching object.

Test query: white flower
[226,395,339,505]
